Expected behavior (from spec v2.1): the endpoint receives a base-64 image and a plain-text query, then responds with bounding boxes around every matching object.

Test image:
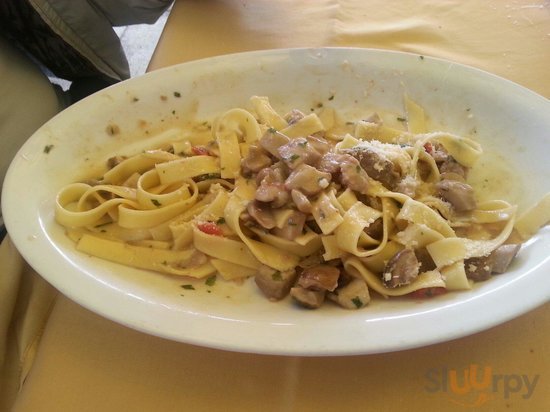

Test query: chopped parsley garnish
[43,144,54,154]
[396,117,407,122]
[216,217,226,225]
[419,55,425,60]
[173,91,181,98]
[106,124,120,136]
[267,127,277,133]
[289,154,300,162]
[205,275,217,286]
[272,271,283,281]
[181,284,195,290]
[195,173,221,181]
[351,297,363,308]
[151,199,162,207]
[328,95,335,101]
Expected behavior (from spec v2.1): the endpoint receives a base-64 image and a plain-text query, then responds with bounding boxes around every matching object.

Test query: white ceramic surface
[3,48,549,356]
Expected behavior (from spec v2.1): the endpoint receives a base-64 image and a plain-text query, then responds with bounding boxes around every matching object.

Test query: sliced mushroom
[297,251,324,269]
[255,162,287,185]
[284,109,306,125]
[259,129,291,158]
[241,145,272,175]
[383,248,420,288]
[291,189,313,213]
[306,134,331,155]
[284,164,332,196]
[415,247,437,272]
[246,201,276,229]
[255,265,297,300]
[346,147,400,189]
[428,143,449,163]
[290,286,325,309]
[339,156,370,195]
[465,255,493,281]
[297,264,340,292]
[278,137,322,169]
[255,164,289,207]
[436,180,476,212]
[255,181,289,207]
[364,218,383,239]
[439,156,467,178]
[491,243,521,274]
[318,152,347,175]
[465,243,522,281]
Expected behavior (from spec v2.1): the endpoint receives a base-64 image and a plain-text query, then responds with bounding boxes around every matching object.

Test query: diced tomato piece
[423,142,433,154]
[191,146,209,156]
[409,287,447,298]
[197,222,223,236]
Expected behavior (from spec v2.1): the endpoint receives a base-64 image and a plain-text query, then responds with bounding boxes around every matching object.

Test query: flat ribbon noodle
[250,227,322,258]
[210,259,258,280]
[514,193,550,239]
[224,193,300,271]
[216,131,241,179]
[396,198,456,238]
[192,227,261,269]
[136,169,191,209]
[335,201,383,257]
[426,132,482,167]
[56,183,138,228]
[427,204,517,267]
[117,179,200,229]
[103,150,179,184]
[214,107,262,143]
[250,96,287,130]
[156,155,220,185]
[280,113,324,138]
[344,257,445,298]
[76,233,215,278]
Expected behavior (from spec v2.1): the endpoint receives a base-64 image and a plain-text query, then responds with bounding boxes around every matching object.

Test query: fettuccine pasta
[55,96,549,310]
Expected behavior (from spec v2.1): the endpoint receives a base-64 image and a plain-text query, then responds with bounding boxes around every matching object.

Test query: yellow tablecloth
[3,1,549,411]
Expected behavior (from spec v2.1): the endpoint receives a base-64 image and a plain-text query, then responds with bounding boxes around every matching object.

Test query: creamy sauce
[468,150,524,206]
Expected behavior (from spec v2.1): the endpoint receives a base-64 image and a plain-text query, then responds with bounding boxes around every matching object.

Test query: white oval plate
[3,48,549,356]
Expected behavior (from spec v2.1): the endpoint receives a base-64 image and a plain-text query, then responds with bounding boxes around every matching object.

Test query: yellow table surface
[5,1,550,411]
